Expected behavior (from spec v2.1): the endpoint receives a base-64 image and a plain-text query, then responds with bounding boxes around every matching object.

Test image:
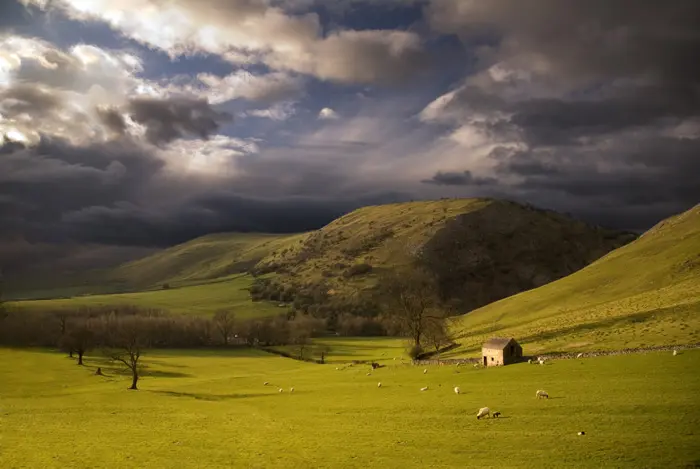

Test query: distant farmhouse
[482,337,523,367]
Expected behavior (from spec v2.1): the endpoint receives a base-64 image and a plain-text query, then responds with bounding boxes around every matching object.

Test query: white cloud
[318,107,339,120]
[161,134,259,176]
[22,0,427,84]
[246,102,297,121]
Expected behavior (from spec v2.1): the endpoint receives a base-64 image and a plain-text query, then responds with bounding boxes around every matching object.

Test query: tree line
[0,263,455,386]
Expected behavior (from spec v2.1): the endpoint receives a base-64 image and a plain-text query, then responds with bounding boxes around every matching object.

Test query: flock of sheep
[263,349,681,428]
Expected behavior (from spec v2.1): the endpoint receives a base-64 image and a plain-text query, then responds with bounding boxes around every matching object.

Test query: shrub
[407,344,424,360]
[344,263,373,278]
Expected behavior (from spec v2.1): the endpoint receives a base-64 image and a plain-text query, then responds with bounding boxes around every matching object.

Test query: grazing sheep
[493,412,501,418]
[278,388,283,393]
[476,407,490,419]
[673,350,678,356]
[366,372,372,376]
[264,382,269,386]
[454,386,460,394]
[536,389,549,399]
[539,359,545,365]
[528,359,532,364]
[377,382,382,388]
[420,386,429,391]
[423,369,428,374]
[290,387,294,393]
[473,363,479,368]
[578,431,585,436]
[576,353,583,359]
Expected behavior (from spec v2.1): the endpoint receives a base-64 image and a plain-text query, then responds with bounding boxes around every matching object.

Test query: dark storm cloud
[422,170,496,187]
[428,0,700,88]
[0,83,64,115]
[60,195,352,246]
[0,135,401,251]
[421,0,700,228]
[126,97,233,145]
[96,107,128,135]
[0,137,164,242]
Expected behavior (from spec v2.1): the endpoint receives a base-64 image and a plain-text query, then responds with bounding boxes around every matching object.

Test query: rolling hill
[447,204,700,355]
[251,198,635,313]
[11,198,635,318]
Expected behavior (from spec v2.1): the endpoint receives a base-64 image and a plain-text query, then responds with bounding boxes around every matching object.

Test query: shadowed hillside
[448,204,700,354]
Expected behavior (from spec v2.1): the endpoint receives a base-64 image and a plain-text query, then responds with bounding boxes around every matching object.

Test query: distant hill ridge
[8,198,635,314]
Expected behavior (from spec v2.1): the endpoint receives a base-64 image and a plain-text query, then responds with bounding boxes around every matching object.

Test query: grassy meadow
[13,274,282,318]
[1,344,699,469]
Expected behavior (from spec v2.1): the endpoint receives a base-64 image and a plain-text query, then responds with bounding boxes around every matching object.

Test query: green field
[14,274,283,318]
[448,204,700,356]
[1,345,698,468]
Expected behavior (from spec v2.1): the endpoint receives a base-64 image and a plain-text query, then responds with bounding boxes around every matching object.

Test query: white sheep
[278,388,283,393]
[578,431,586,436]
[454,386,460,394]
[539,359,545,365]
[290,387,294,393]
[420,386,429,391]
[423,369,428,374]
[377,382,382,388]
[528,359,532,364]
[673,350,678,356]
[536,389,549,399]
[366,372,372,376]
[263,382,269,386]
[476,407,490,419]
[576,353,583,359]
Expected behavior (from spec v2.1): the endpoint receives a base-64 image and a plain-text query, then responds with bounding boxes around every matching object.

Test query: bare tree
[316,344,332,364]
[291,329,311,360]
[213,309,235,345]
[69,322,95,366]
[377,267,441,349]
[423,318,451,363]
[102,316,150,390]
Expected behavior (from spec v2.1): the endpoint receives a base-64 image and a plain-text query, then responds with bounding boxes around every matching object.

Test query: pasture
[11,274,282,318]
[1,345,698,468]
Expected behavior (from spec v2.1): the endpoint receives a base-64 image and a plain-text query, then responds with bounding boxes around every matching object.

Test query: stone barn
[482,337,523,367]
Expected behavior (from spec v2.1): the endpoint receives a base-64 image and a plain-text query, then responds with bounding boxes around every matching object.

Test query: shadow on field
[149,390,278,401]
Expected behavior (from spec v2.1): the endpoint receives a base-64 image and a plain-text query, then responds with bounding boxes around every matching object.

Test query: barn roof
[482,337,517,349]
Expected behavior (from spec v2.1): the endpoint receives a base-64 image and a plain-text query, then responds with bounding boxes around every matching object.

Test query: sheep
[673,350,678,356]
[454,386,460,394]
[576,353,583,359]
[377,382,382,388]
[539,359,545,365]
[473,363,479,368]
[578,431,585,436]
[366,372,372,376]
[493,411,501,418]
[335,367,339,370]
[263,382,270,386]
[278,388,284,393]
[289,387,294,393]
[536,389,549,399]
[423,369,428,374]
[476,407,490,419]
[420,386,429,391]
[528,359,532,364]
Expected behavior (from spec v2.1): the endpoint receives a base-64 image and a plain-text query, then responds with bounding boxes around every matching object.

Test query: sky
[1,0,699,258]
